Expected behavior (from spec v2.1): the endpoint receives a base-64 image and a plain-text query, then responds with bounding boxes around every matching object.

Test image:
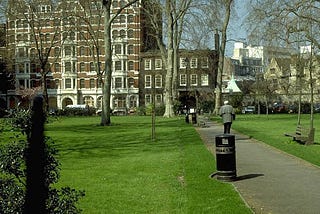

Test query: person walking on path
[219,100,235,134]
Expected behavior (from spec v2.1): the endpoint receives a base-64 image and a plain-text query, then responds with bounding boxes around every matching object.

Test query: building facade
[139,50,218,112]
[5,0,155,112]
[4,1,217,113]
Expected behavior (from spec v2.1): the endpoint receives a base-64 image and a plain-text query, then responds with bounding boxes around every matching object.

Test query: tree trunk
[163,0,175,118]
[41,71,49,112]
[214,0,233,115]
[101,1,112,126]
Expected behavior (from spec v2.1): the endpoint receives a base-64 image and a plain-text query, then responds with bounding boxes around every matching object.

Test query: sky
[225,0,249,57]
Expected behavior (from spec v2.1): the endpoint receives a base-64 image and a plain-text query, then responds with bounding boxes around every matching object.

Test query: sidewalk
[195,117,320,214]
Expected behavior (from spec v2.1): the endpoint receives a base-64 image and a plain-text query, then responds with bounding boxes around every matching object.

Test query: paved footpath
[195,117,320,214]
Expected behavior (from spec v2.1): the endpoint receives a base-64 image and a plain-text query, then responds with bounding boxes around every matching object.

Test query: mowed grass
[220,114,320,167]
[44,116,251,213]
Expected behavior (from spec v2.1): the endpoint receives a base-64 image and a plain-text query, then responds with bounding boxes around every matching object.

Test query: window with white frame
[190,58,197,68]
[65,62,71,73]
[80,46,86,56]
[155,59,162,69]
[80,62,85,72]
[128,61,134,70]
[128,78,134,88]
[129,96,137,108]
[115,77,122,88]
[128,45,134,54]
[120,30,126,38]
[80,79,85,88]
[112,30,119,39]
[120,15,126,23]
[128,29,134,38]
[180,74,186,86]
[115,61,122,71]
[155,75,162,88]
[145,94,152,105]
[64,46,71,56]
[200,57,209,68]
[201,74,209,86]
[127,15,134,23]
[145,75,151,88]
[144,59,151,70]
[90,79,95,89]
[115,44,122,54]
[180,57,187,68]
[190,74,197,86]
[65,78,72,89]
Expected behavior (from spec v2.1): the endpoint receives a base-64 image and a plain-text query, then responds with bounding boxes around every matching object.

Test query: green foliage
[155,104,165,116]
[199,100,214,113]
[0,178,24,213]
[144,104,165,116]
[0,108,84,214]
[56,107,96,116]
[230,94,244,109]
[135,106,146,115]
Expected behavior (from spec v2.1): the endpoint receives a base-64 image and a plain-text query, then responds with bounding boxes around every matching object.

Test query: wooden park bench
[284,125,315,145]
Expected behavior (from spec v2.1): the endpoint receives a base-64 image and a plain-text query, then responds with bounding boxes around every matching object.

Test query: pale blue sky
[226,0,249,56]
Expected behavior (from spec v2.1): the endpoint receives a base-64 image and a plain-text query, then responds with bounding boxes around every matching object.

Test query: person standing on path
[219,100,235,134]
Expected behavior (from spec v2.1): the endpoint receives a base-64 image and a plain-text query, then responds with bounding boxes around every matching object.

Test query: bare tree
[213,0,233,114]
[247,0,320,143]
[182,0,234,114]
[5,0,68,112]
[101,0,139,126]
[142,0,192,118]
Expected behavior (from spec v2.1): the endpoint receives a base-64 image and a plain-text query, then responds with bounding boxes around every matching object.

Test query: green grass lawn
[214,113,320,167]
[44,116,251,213]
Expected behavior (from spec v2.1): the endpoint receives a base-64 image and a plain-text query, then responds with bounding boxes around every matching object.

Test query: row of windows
[112,29,137,39]
[179,74,209,86]
[15,59,140,74]
[145,94,163,105]
[11,13,138,31]
[144,57,209,70]
[11,30,105,44]
[143,74,209,88]
[15,44,137,59]
[56,76,136,90]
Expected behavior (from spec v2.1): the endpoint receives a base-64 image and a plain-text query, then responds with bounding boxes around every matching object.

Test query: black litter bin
[215,134,236,181]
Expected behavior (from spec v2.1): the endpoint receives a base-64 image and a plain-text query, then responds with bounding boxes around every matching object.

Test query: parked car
[242,106,255,114]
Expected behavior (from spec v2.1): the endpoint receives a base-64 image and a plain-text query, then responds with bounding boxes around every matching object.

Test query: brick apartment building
[3,0,218,113]
[5,0,153,112]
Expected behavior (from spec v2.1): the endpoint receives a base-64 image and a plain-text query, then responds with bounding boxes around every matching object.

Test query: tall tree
[101,0,139,126]
[213,0,233,114]
[143,0,192,118]
[4,0,69,112]
[181,0,234,114]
